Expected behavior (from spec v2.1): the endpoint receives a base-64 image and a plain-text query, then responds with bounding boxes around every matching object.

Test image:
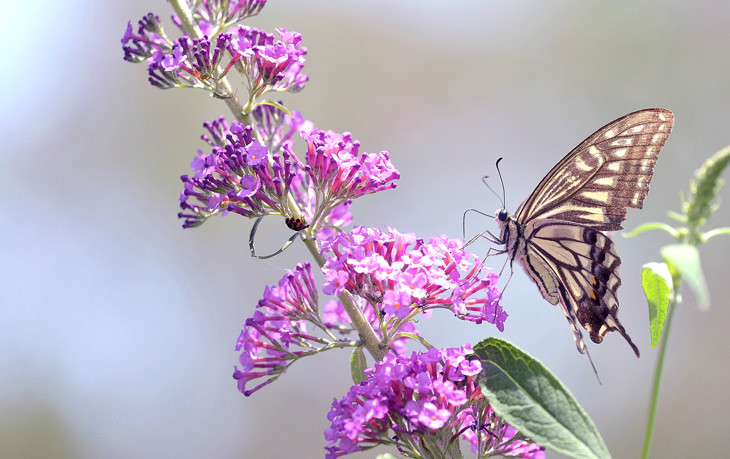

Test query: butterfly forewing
[497,108,673,370]
[516,109,674,231]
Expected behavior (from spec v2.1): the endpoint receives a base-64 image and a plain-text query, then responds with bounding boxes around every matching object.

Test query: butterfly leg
[461,207,502,248]
[461,245,507,287]
[488,256,514,305]
[462,230,486,249]
[462,228,502,250]
[497,253,511,277]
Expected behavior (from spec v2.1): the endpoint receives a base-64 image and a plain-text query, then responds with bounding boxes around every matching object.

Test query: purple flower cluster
[178,108,399,231]
[148,34,233,92]
[123,3,551,459]
[302,129,400,204]
[233,263,349,396]
[178,111,306,228]
[227,26,308,95]
[122,7,306,97]
[325,346,544,458]
[121,13,169,64]
[320,227,507,329]
[234,263,421,396]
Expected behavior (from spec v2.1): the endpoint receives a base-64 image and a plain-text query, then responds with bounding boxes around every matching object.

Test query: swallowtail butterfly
[495,108,674,374]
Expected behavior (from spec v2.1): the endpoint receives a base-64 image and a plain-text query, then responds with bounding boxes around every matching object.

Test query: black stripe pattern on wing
[526,220,640,357]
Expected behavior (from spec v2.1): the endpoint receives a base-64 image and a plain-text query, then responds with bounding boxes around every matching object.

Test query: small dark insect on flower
[285,216,309,231]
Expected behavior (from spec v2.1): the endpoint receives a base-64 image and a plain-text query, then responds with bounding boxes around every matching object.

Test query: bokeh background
[3,1,730,457]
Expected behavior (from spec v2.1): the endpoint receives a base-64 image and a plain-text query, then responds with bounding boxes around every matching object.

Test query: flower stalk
[122,2,539,456]
[169,0,247,121]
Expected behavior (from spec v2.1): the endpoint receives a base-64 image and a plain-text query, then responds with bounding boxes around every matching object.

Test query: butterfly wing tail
[559,297,603,383]
[594,310,641,358]
[620,327,640,358]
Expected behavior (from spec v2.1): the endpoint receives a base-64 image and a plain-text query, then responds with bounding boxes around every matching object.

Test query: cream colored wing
[515,219,639,357]
[516,109,674,231]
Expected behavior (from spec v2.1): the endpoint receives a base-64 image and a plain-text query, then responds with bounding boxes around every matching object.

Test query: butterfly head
[496,209,509,222]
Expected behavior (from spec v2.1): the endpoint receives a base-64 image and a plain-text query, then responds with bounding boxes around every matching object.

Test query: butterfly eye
[497,209,509,222]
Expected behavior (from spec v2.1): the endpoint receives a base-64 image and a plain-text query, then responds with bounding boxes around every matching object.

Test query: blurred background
[3,1,730,457]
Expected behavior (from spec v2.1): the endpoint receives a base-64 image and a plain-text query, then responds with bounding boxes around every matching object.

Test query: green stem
[170,0,385,363]
[641,288,679,459]
[301,235,387,361]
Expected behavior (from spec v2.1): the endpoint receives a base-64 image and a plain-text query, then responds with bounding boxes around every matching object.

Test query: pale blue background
[3,1,730,457]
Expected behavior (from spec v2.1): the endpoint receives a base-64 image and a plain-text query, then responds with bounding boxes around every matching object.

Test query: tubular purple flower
[325,346,544,458]
[320,227,507,330]
[233,263,345,396]
[178,118,306,228]
[281,61,309,93]
[201,116,233,147]
[147,34,234,91]
[157,43,187,71]
[302,129,400,204]
[250,104,313,155]
[227,26,308,94]
[122,13,171,63]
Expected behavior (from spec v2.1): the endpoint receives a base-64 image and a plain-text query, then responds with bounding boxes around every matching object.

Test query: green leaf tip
[350,347,367,384]
[641,263,672,347]
[661,244,710,310]
[473,338,610,459]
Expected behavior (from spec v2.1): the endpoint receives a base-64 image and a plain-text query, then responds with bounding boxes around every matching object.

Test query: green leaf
[376,454,397,459]
[255,100,293,117]
[473,338,610,459]
[661,244,710,310]
[641,263,673,347]
[350,347,367,384]
[623,221,681,239]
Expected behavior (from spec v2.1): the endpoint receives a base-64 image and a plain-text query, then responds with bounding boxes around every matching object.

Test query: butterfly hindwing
[525,220,639,356]
[496,108,674,371]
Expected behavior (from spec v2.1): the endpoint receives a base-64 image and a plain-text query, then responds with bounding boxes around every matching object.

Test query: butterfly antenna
[481,177,504,210]
[481,157,507,209]
[495,157,507,209]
